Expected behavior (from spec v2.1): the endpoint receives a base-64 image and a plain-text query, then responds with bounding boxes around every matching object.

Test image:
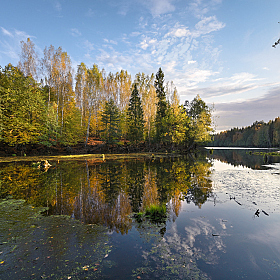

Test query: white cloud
[181,72,271,100]
[188,0,222,19]
[188,60,196,64]
[0,28,34,66]
[70,28,81,37]
[86,8,94,17]
[1,27,13,37]
[104,39,118,45]
[141,0,175,16]
[193,16,225,37]
[54,1,62,12]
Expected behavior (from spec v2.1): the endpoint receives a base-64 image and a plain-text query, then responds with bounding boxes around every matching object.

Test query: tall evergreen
[154,68,168,141]
[100,98,120,144]
[127,84,144,145]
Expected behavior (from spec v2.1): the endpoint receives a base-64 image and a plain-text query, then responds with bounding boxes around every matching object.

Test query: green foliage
[127,84,144,145]
[100,98,120,144]
[162,105,190,147]
[155,68,169,141]
[184,95,213,147]
[0,64,46,146]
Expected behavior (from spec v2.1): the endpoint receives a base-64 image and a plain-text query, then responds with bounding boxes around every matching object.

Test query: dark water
[1,149,280,279]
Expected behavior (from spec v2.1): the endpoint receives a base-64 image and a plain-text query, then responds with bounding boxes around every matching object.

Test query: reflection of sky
[211,159,251,171]
[210,159,280,213]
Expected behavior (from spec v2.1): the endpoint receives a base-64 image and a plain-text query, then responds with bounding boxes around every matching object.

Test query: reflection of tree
[1,154,213,233]
[209,149,277,170]
[185,161,213,208]
[126,160,145,213]
[141,166,159,211]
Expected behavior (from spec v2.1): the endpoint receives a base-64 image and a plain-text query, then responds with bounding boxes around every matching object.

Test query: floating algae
[0,198,112,280]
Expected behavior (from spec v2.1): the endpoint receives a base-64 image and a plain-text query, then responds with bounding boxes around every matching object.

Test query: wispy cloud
[188,0,222,18]
[70,28,81,37]
[86,8,94,17]
[104,39,118,45]
[54,1,62,12]
[1,27,13,37]
[141,0,176,17]
[0,28,34,65]
[183,72,263,97]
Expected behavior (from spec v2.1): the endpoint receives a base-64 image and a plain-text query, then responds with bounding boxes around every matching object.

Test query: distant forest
[212,118,280,147]
[0,38,213,154]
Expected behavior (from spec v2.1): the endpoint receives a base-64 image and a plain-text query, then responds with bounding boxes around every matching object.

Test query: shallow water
[1,149,280,279]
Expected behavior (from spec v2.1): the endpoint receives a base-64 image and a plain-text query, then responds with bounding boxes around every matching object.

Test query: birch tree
[84,64,103,145]
[18,38,38,79]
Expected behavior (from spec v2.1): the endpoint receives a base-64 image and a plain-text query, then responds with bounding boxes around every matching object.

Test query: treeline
[0,38,213,153]
[212,118,280,147]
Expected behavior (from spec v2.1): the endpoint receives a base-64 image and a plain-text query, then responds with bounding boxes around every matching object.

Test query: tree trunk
[85,109,92,147]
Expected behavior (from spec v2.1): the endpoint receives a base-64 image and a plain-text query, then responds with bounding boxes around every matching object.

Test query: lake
[1,148,280,279]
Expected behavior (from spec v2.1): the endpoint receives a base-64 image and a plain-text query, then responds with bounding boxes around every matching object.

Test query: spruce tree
[127,84,144,145]
[100,98,120,144]
[154,68,168,141]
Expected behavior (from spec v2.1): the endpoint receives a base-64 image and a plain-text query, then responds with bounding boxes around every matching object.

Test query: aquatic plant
[134,204,167,224]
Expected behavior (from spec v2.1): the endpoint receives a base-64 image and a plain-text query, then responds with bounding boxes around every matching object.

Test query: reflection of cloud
[248,223,280,252]
[138,216,226,278]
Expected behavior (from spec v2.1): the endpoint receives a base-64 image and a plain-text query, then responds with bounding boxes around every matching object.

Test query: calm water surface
[1,149,280,279]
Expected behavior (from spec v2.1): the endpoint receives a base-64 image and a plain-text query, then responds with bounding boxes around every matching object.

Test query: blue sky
[1,0,280,131]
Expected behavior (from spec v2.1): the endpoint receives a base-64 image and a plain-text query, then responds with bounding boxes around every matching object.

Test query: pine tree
[154,68,168,141]
[127,84,144,145]
[100,98,120,144]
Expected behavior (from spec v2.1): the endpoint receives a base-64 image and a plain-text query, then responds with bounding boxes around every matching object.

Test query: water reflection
[208,148,280,169]
[0,155,213,234]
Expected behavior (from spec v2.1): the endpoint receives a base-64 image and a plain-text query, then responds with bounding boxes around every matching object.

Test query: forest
[0,38,213,155]
[212,118,280,147]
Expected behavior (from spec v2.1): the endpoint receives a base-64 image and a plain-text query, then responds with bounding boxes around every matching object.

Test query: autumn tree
[41,46,82,145]
[134,73,157,144]
[75,62,88,127]
[0,64,45,149]
[18,38,38,79]
[85,64,104,144]
[185,95,213,148]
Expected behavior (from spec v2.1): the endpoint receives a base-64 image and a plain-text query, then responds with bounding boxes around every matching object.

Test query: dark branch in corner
[272,22,280,48]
